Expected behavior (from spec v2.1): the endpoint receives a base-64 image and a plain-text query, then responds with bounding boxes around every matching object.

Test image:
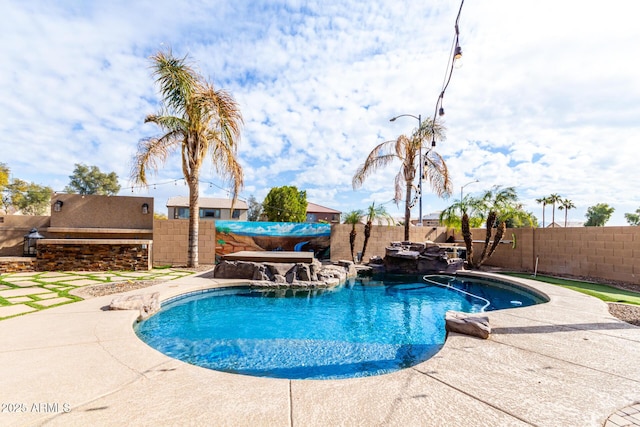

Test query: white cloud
[1,0,638,226]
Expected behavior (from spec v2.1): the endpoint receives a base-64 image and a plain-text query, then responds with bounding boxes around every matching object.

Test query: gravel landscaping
[608,303,640,326]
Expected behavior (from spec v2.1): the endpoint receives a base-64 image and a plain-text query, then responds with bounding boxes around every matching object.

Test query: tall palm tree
[558,198,575,227]
[343,210,364,262]
[547,193,562,227]
[352,118,451,241]
[132,50,243,267]
[535,197,547,228]
[361,202,393,263]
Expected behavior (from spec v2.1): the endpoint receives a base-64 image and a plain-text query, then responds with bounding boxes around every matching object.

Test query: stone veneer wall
[0,257,36,274]
[35,239,152,271]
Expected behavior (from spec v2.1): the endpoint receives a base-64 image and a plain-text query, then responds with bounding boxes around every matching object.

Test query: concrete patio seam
[488,335,640,385]
[413,366,539,426]
[288,381,293,427]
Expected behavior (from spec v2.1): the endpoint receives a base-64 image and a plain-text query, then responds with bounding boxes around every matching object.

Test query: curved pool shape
[135,275,546,380]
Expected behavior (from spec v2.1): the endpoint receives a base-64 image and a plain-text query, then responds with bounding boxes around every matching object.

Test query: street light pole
[460,179,479,214]
[390,113,423,226]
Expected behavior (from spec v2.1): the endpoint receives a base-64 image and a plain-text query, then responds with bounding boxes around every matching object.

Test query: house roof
[546,221,585,228]
[306,202,341,214]
[166,197,248,210]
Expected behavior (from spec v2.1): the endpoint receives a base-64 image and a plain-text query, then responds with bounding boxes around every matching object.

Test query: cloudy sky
[2,0,638,226]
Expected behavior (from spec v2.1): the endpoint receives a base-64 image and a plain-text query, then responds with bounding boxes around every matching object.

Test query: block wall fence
[2,215,638,285]
[330,224,639,286]
[461,226,640,285]
[152,219,216,266]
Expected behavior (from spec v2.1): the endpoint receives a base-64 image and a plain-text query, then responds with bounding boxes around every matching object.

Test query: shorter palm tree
[361,202,393,263]
[343,210,364,262]
[440,186,535,268]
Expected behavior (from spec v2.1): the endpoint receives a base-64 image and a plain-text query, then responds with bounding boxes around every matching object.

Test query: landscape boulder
[213,258,354,288]
[445,310,491,339]
[109,292,160,321]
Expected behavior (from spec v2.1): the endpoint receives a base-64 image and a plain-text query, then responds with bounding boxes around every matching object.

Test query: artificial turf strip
[505,273,640,306]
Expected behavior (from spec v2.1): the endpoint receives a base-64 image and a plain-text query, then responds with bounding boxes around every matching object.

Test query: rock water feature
[214,257,357,288]
[374,241,464,275]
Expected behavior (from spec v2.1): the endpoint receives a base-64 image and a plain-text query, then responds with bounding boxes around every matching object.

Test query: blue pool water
[135,275,546,380]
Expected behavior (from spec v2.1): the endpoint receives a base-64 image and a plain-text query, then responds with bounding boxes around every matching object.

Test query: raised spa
[135,274,547,380]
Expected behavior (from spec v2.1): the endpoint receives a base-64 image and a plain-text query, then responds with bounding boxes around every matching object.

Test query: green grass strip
[505,273,640,305]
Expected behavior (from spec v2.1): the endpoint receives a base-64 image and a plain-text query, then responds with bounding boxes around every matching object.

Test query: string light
[430,0,465,148]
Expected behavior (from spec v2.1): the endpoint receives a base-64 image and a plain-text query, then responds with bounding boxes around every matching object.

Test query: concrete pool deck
[1,271,639,426]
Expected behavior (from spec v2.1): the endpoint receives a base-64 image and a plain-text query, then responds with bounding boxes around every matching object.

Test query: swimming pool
[135,274,547,380]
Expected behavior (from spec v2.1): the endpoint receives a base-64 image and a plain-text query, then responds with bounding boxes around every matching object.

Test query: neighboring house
[166,197,248,221]
[305,202,341,223]
[410,212,442,227]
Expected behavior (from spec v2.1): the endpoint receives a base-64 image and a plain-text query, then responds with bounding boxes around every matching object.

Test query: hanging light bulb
[454,45,462,60]
[431,138,436,147]
[439,107,445,116]
[454,45,463,69]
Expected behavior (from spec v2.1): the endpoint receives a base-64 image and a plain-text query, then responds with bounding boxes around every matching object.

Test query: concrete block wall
[462,226,640,285]
[152,219,216,265]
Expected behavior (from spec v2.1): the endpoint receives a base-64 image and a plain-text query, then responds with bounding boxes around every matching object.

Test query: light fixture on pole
[460,179,479,214]
[390,113,423,226]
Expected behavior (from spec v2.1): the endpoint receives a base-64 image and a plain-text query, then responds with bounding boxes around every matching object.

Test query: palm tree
[352,118,452,241]
[535,197,547,228]
[440,195,485,265]
[558,198,575,227]
[342,210,364,262]
[361,202,393,263]
[440,186,534,268]
[547,193,562,228]
[132,50,243,267]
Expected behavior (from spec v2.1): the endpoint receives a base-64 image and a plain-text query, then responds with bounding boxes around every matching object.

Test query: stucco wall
[330,224,448,261]
[0,215,51,256]
[50,194,153,230]
[152,219,216,265]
